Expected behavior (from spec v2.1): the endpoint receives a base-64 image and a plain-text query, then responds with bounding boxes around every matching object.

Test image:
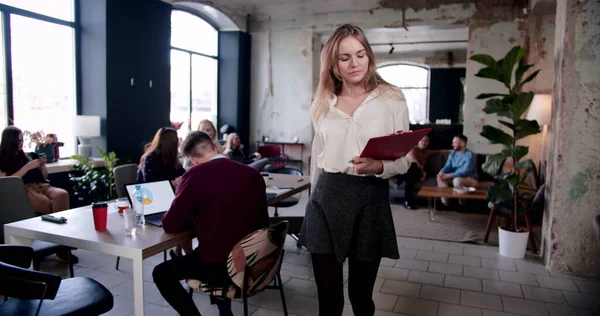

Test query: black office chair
[0,176,75,277]
[0,245,114,316]
[271,168,304,248]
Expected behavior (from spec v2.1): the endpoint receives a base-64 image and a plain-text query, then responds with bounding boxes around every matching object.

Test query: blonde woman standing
[299,24,411,316]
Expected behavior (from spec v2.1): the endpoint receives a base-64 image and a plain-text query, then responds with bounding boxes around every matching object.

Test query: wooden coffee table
[417,186,487,221]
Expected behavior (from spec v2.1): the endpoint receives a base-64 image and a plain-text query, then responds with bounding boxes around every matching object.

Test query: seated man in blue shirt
[437,134,478,206]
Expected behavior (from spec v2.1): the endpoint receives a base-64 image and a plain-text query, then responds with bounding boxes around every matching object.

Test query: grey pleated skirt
[299,171,400,263]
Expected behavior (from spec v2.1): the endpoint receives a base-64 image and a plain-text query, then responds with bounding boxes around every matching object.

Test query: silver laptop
[124,180,175,227]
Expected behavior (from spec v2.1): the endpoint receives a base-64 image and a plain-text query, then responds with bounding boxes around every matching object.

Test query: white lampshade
[526,94,552,126]
[73,115,101,138]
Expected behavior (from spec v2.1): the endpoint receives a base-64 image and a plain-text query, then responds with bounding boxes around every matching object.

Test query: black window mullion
[0,4,75,28]
[2,11,13,126]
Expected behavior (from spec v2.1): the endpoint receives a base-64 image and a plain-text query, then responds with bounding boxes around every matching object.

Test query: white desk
[4,174,311,315]
[4,205,192,316]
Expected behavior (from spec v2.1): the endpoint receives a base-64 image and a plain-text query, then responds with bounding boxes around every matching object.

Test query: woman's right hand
[26,159,42,171]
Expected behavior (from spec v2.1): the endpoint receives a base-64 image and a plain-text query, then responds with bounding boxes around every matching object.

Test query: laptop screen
[124,180,175,216]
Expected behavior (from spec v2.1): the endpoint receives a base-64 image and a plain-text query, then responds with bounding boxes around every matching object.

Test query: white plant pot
[498,227,529,259]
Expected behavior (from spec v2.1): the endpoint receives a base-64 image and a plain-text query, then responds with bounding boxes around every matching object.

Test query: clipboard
[359,128,432,160]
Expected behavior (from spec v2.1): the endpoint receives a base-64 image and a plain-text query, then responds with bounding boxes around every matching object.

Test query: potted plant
[69,147,119,203]
[470,46,542,258]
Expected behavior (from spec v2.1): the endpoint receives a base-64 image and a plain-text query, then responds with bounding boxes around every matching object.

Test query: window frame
[0,1,80,152]
[377,62,431,123]
[170,8,219,133]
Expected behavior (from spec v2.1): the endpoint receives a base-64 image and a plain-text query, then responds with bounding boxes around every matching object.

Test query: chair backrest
[0,249,62,314]
[257,145,281,158]
[186,221,289,299]
[0,177,37,244]
[228,220,288,296]
[113,164,137,198]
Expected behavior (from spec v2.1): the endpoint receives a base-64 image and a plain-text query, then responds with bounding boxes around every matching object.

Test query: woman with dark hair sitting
[0,126,75,262]
[138,127,191,256]
[0,126,69,214]
[137,127,185,187]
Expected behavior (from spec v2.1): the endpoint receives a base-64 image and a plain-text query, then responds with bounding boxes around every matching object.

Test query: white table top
[4,204,191,259]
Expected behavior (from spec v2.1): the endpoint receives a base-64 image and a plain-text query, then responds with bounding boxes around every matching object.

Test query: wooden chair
[483,185,542,254]
[186,221,289,316]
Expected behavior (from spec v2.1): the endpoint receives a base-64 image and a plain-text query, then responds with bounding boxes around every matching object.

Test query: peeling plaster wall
[248,4,477,173]
[250,28,315,169]
[464,21,528,155]
[248,2,553,175]
[375,50,468,68]
[519,13,556,168]
[544,0,600,277]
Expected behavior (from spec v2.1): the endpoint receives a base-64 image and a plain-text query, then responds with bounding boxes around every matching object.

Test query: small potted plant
[470,46,542,258]
[70,147,119,204]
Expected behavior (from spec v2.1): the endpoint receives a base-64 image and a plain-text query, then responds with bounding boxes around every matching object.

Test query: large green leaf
[516,69,541,91]
[470,54,497,67]
[476,93,509,100]
[483,99,511,118]
[516,159,534,170]
[515,64,533,86]
[502,146,529,161]
[515,119,541,140]
[501,46,526,88]
[496,172,520,186]
[474,66,504,83]
[487,183,514,205]
[513,92,534,120]
[481,125,514,146]
[482,153,507,176]
[498,120,515,130]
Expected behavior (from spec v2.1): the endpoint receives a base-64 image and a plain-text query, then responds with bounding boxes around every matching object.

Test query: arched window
[377,64,429,124]
[170,9,218,138]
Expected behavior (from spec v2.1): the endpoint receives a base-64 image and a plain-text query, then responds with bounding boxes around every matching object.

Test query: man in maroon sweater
[152,131,269,316]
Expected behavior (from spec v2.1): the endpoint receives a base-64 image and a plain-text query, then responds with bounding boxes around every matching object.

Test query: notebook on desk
[124,180,175,227]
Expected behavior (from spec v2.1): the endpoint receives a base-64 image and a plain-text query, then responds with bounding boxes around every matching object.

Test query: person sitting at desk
[138,127,190,256]
[0,126,70,215]
[152,131,269,316]
[137,127,185,187]
[437,134,478,206]
[0,126,75,263]
[223,133,262,164]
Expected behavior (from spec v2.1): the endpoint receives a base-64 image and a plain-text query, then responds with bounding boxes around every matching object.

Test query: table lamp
[526,94,552,180]
[73,115,101,159]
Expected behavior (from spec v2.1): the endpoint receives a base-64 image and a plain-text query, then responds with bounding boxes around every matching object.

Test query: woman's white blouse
[310,85,411,185]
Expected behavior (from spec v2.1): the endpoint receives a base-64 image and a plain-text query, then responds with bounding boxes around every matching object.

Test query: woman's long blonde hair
[223,132,240,154]
[312,24,390,123]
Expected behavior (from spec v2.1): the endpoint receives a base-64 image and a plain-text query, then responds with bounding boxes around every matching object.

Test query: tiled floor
[38,200,600,316]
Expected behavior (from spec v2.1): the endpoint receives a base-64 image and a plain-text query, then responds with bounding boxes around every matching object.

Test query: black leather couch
[389,151,495,201]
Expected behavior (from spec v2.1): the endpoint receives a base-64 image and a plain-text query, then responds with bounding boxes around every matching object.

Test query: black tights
[311,253,381,316]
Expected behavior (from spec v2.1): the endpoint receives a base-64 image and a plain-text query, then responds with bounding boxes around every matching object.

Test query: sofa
[389,151,495,201]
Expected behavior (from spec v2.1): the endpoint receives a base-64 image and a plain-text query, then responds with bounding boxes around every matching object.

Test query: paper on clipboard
[359,128,432,161]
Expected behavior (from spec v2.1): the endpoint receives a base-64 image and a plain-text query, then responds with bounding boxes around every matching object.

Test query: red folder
[359,128,432,160]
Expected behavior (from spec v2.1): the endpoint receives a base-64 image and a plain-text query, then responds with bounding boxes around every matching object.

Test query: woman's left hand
[350,156,384,175]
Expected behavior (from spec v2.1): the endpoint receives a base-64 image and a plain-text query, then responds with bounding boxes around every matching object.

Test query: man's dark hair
[455,134,468,143]
[182,131,216,157]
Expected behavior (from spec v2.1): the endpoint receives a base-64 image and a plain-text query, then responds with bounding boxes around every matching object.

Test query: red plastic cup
[91,201,108,231]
